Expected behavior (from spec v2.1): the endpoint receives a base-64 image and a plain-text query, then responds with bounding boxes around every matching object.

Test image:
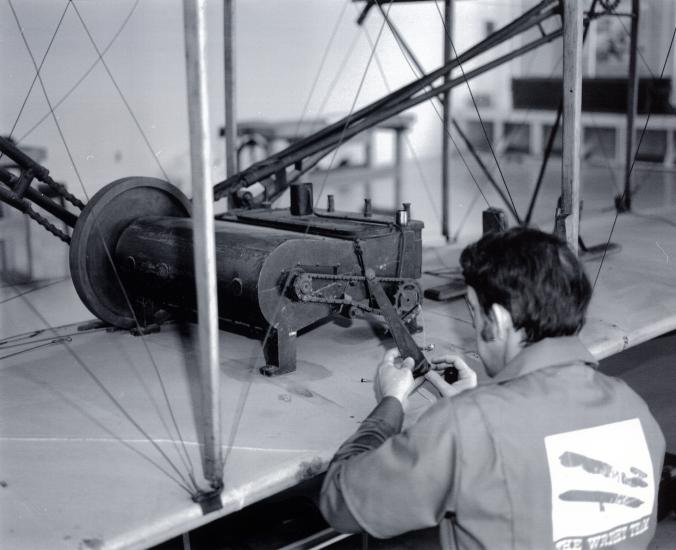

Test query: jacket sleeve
[320,396,404,533]
[320,397,459,538]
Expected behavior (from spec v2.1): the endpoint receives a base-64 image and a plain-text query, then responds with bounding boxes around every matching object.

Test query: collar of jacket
[483,335,598,386]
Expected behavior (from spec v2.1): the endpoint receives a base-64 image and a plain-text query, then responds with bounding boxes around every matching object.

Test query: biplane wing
[2,0,676,548]
[2,201,676,549]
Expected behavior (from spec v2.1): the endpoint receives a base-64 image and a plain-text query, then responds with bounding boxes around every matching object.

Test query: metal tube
[441,0,453,242]
[622,0,640,212]
[183,0,223,488]
[223,0,237,179]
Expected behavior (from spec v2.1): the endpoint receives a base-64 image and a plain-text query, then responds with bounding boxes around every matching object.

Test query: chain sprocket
[290,271,422,316]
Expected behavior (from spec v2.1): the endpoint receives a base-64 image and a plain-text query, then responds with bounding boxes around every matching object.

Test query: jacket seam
[471,393,517,550]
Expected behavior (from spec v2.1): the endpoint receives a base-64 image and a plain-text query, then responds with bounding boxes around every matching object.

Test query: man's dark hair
[460,227,592,344]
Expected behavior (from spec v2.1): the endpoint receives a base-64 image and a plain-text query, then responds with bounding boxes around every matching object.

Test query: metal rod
[622,0,640,212]
[394,127,404,209]
[559,0,583,254]
[183,0,223,488]
[442,0,453,242]
[223,0,237,179]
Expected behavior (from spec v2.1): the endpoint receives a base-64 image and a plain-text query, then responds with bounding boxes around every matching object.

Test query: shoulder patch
[544,419,655,549]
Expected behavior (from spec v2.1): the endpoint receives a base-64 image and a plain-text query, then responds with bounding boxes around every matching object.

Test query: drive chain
[294,272,418,314]
[26,203,71,243]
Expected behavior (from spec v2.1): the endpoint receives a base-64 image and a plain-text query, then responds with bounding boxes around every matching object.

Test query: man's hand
[374,348,415,405]
[424,354,477,398]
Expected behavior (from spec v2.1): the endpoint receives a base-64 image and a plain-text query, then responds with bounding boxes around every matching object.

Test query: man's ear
[490,302,515,340]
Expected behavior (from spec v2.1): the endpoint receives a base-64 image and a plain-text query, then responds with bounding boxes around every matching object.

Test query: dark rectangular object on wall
[512,78,674,114]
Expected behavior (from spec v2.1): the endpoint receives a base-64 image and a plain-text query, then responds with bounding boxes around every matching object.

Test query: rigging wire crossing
[3,0,672,507]
[5,1,202,496]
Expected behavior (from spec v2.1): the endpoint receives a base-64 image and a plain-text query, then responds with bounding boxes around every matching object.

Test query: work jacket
[320,336,666,549]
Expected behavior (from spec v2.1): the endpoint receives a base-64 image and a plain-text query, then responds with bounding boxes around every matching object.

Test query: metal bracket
[261,318,297,377]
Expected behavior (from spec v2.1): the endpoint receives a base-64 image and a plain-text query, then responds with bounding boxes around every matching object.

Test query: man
[320,227,665,549]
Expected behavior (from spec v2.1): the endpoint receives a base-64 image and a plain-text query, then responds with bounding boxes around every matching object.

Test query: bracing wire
[604,2,670,199]
[367,0,543,259]
[16,0,141,145]
[19,367,195,496]
[313,0,395,206]
[370,1,492,213]
[63,4,202,486]
[292,0,351,138]
[587,112,623,195]
[432,0,520,220]
[0,277,69,305]
[6,2,200,492]
[315,30,362,122]
[7,283,195,495]
[370,0,560,232]
[220,1,397,479]
[3,0,70,150]
[357,11,447,225]
[592,25,676,290]
[69,2,172,184]
[363,1,516,245]
[607,4,657,80]
[7,0,88,201]
[0,325,108,353]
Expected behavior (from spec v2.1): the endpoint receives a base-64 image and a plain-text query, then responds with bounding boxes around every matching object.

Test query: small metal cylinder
[290,182,313,216]
[327,194,335,212]
[482,207,507,234]
[363,198,372,217]
[396,209,409,226]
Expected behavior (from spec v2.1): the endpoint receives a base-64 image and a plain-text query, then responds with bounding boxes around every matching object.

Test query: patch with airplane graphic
[545,419,655,549]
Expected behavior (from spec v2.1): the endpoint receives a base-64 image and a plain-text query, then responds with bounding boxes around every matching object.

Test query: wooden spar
[223,0,237,180]
[183,0,223,486]
[559,0,583,254]
[623,0,640,211]
[441,0,453,242]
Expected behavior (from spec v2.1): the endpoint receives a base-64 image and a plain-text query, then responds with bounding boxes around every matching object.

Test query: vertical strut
[559,0,583,254]
[441,0,454,242]
[223,0,238,190]
[183,0,223,489]
[621,0,640,212]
